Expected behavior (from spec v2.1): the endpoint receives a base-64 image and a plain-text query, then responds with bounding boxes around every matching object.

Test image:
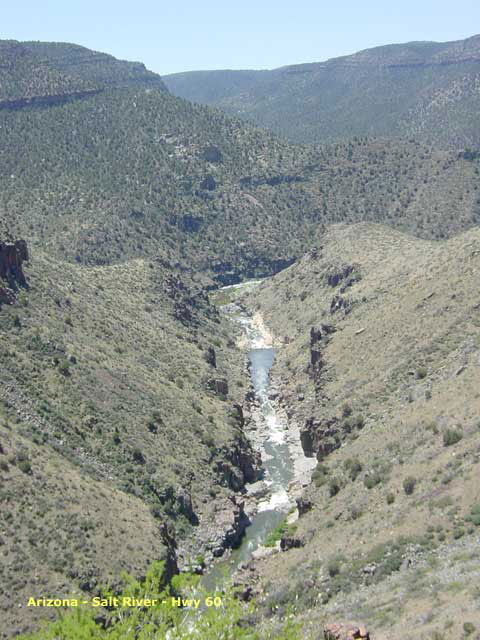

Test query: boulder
[208,378,229,396]
[296,495,313,516]
[280,535,303,551]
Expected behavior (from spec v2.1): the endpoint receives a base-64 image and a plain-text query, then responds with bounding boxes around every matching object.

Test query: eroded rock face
[300,416,340,459]
[309,324,335,380]
[223,497,250,549]
[214,430,261,490]
[0,240,29,281]
[0,239,29,305]
[194,495,251,561]
[324,622,370,640]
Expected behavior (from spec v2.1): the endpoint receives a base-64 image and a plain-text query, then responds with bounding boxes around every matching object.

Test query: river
[203,301,296,590]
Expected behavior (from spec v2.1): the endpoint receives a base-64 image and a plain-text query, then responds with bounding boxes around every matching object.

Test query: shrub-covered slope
[164,34,480,147]
[241,224,480,638]
[0,248,255,638]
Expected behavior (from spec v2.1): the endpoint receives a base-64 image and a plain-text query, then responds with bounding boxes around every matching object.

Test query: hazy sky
[3,0,480,75]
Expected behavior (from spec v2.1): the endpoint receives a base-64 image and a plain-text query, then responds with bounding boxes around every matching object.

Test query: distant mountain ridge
[0,40,166,107]
[164,34,480,146]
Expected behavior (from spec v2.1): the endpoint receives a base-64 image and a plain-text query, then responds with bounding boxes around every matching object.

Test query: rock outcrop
[309,324,335,382]
[207,377,229,396]
[325,264,358,289]
[280,534,303,551]
[324,622,370,640]
[0,239,29,305]
[186,495,251,563]
[330,294,351,315]
[296,495,313,516]
[162,272,217,326]
[203,346,217,367]
[214,427,261,490]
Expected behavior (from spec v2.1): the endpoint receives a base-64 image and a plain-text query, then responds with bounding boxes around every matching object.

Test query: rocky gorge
[188,287,317,592]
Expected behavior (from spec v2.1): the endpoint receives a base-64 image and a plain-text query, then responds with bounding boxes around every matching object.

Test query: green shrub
[426,421,438,434]
[386,492,395,504]
[18,460,32,475]
[443,428,463,446]
[202,433,215,448]
[132,448,145,464]
[350,506,362,520]
[344,458,363,481]
[312,462,329,487]
[355,415,365,429]
[403,476,417,495]
[15,559,305,638]
[264,520,287,548]
[463,622,476,635]
[416,366,427,379]
[364,473,382,489]
[58,358,70,376]
[466,504,480,527]
[329,478,340,497]
[327,558,341,577]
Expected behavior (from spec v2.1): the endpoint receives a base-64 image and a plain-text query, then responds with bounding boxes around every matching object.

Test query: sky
[3,0,480,76]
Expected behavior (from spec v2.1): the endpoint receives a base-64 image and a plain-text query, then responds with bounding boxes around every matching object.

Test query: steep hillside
[240,224,480,638]
[0,242,258,638]
[164,34,480,147]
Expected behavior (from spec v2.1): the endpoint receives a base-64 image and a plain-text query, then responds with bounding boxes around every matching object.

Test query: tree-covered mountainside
[1,53,480,284]
[164,34,480,146]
